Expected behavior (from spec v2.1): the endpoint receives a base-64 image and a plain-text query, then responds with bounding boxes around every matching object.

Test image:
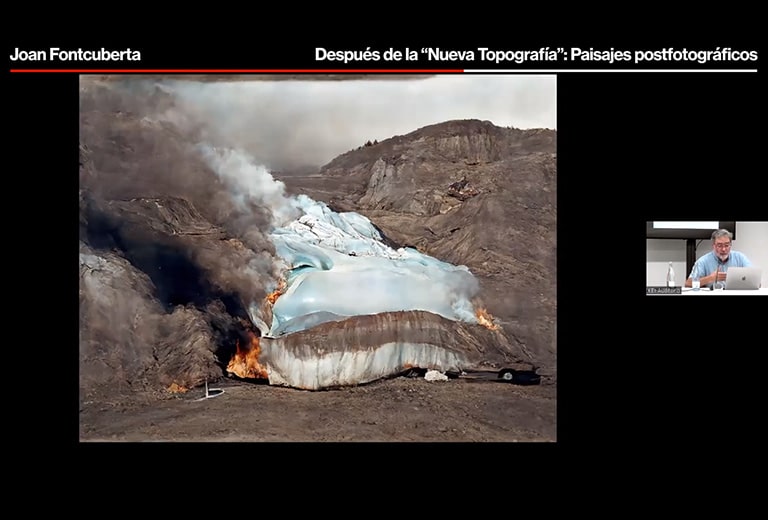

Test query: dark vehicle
[497,368,541,385]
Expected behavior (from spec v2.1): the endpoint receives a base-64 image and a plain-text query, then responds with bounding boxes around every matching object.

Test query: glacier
[198,146,526,390]
[265,194,480,336]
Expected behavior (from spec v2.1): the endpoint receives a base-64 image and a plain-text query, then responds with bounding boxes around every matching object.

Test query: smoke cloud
[197,145,300,227]
[79,77,282,313]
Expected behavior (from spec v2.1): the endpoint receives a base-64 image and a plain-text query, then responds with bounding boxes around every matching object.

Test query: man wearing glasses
[685,229,752,288]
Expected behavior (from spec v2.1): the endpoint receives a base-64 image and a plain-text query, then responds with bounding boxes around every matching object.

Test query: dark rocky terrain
[78,76,557,441]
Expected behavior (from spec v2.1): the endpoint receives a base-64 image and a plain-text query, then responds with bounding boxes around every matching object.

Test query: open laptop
[724,267,763,290]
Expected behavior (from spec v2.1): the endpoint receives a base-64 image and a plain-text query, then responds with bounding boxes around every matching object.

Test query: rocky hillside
[277,120,557,375]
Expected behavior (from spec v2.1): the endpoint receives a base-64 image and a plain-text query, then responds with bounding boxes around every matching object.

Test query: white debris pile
[424,370,449,382]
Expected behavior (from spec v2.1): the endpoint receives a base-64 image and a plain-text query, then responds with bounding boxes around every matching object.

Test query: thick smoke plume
[80,76,305,393]
[80,77,284,307]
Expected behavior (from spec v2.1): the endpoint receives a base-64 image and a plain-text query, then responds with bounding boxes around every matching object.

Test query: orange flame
[167,382,188,393]
[227,330,269,380]
[266,278,287,305]
[476,308,501,331]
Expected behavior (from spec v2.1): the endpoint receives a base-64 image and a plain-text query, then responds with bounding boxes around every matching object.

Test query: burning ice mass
[200,146,483,332]
[200,146,503,389]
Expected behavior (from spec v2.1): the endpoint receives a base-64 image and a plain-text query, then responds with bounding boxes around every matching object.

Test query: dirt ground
[79,375,556,442]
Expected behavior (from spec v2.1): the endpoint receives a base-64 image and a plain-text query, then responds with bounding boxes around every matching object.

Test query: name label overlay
[9,47,141,62]
[646,286,682,295]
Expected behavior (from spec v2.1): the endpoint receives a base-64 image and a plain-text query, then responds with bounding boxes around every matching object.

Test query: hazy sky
[161,74,556,171]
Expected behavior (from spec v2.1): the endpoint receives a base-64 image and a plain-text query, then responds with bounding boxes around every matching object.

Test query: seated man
[685,229,752,288]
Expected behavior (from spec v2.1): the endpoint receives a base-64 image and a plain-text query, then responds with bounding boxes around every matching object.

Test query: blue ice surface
[267,197,479,336]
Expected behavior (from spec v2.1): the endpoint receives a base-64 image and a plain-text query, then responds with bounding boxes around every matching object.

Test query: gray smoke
[79,76,282,314]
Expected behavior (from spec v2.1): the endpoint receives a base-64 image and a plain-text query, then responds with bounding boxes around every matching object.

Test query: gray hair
[711,229,733,242]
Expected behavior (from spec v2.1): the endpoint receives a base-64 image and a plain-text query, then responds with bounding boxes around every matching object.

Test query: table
[647,287,768,295]
[679,287,768,295]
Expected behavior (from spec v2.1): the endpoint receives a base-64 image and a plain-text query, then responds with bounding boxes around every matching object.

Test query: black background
[6,35,765,472]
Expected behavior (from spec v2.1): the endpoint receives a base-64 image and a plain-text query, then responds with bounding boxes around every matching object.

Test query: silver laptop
[724,267,762,290]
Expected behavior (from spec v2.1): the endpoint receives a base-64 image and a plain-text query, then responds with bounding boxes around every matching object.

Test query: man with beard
[685,229,752,289]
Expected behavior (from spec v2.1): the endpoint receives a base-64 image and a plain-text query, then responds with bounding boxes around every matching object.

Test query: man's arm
[685,270,725,287]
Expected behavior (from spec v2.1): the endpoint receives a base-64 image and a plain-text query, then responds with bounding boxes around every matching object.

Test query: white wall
[646,221,768,287]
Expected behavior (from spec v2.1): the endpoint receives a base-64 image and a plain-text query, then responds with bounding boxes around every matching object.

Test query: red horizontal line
[10,69,465,74]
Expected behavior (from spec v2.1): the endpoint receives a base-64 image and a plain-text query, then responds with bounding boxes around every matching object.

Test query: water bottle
[691,265,700,291]
[713,266,725,290]
[666,262,675,287]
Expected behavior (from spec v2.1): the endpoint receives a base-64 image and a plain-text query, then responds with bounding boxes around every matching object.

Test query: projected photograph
[79,74,557,441]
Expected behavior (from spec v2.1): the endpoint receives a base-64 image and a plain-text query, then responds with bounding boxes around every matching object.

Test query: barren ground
[79,375,556,442]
